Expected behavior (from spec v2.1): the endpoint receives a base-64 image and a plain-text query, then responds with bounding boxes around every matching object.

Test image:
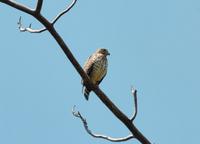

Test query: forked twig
[17,17,46,33]
[72,106,135,142]
[16,0,77,33]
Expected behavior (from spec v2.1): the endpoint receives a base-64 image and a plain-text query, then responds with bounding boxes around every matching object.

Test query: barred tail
[83,87,90,100]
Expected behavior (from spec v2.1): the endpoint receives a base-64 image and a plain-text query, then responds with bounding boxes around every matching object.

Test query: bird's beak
[107,52,110,56]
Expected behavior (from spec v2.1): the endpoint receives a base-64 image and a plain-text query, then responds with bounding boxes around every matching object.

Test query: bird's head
[97,48,110,56]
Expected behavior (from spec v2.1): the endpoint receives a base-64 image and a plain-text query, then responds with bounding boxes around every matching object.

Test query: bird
[82,48,110,100]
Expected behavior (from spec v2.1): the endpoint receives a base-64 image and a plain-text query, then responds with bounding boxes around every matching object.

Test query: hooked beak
[107,52,110,56]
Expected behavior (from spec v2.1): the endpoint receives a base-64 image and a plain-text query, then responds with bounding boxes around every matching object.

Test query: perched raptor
[82,48,110,100]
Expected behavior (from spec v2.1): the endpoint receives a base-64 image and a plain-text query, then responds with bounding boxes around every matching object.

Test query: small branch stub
[130,86,138,121]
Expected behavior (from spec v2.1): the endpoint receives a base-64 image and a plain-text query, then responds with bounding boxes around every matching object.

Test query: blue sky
[0,0,200,144]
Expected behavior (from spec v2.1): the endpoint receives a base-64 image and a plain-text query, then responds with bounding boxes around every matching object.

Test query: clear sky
[0,0,200,144]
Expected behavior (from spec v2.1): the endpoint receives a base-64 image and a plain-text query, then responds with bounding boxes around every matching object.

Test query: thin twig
[130,87,138,121]
[17,17,46,33]
[72,106,135,142]
[52,0,77,25]
[35,0,43,13]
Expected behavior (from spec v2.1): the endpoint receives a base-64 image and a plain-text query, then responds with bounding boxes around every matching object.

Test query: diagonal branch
[52,0,77,25]
[130,87,138,121]
[72,106,135,142]
[0,1,151,144]
[17,16,46,33]
[0,0,34,15]
[35,0,43,13]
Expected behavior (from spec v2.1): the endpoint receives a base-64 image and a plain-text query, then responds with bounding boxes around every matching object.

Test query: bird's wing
[97,71,107,85]
[83,55,95,77]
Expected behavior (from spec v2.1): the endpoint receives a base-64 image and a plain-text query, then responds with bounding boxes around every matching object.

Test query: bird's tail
[82,86,90,100]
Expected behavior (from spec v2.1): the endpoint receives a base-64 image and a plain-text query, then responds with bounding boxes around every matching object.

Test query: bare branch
[0,0,34,15]
[35,0,43,13]
[130,87,138,121]
[72,106,135,142]
[0,1,152,143]
[52,0,77,25]
[17,17,46,33]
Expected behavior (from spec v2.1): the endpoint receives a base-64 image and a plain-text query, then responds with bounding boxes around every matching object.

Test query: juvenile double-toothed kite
[82,48,110,100]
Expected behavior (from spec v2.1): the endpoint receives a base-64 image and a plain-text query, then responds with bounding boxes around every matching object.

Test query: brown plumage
[82,48,110,100]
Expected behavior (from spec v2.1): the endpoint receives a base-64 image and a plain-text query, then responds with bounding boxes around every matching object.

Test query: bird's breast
[90,57,108,84]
